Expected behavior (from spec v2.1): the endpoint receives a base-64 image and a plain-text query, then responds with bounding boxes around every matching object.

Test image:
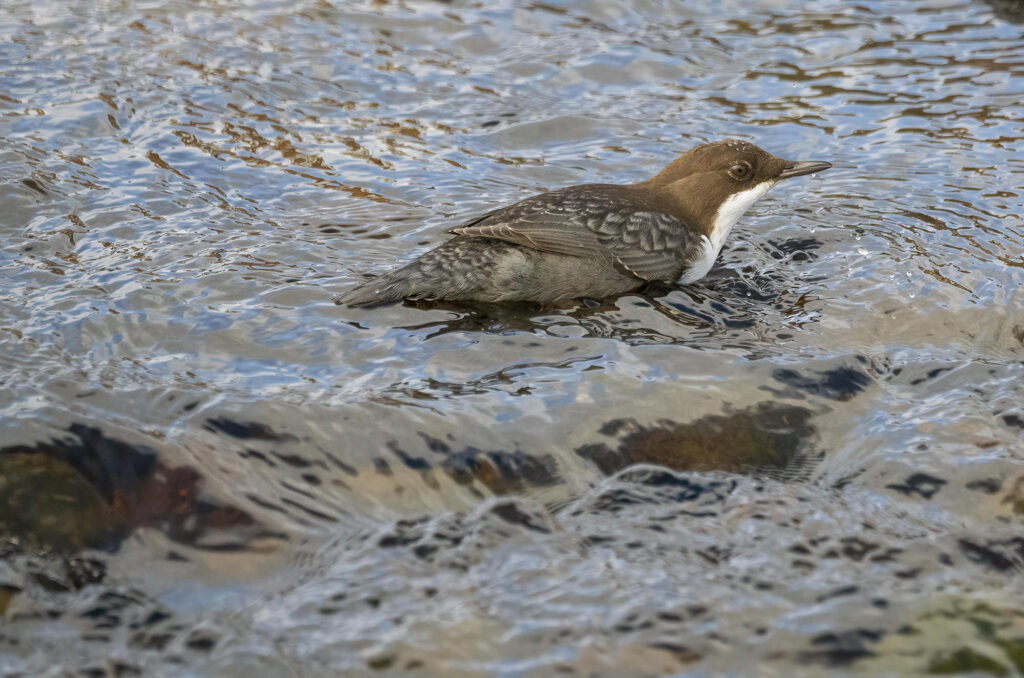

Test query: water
[1,0,1023,674]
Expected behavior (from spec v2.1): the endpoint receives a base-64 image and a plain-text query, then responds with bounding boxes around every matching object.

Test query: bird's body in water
[335,140,831,306]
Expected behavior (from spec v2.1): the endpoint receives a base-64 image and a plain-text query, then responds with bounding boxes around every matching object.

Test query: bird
[335,139,831,306]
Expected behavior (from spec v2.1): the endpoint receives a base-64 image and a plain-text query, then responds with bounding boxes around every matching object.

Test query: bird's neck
[633,175,717,238]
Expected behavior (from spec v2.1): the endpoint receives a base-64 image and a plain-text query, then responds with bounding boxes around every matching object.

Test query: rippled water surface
[2,0,1024,675]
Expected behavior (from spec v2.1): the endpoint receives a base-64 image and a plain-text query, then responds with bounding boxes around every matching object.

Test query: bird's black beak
[778,160,832,179]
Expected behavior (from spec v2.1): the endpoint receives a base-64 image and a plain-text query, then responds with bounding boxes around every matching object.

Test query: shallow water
[1,0,1023,675]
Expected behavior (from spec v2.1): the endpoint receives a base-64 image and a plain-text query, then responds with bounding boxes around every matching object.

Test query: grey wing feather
[452,217,607,258]
[449,194,608,258]
[603,211,692,281]
[450,186,697,282]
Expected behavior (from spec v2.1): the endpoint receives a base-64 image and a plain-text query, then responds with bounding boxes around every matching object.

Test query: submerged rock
[0,424,276,553]
[576,402,819,479]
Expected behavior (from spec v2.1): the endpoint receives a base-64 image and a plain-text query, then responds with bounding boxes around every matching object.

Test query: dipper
[335,140,831,306]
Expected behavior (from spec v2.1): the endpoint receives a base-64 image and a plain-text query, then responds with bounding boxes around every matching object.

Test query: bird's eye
[729,163,750,180]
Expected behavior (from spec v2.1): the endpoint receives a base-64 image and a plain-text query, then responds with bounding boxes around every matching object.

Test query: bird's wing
[448,185,699,282]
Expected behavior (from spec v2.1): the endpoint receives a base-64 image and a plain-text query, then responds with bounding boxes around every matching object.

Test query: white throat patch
[679,180,776,283]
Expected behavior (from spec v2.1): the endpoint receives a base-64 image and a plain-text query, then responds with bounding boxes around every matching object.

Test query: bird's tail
[335,239,507,306]
[333,268,418,307]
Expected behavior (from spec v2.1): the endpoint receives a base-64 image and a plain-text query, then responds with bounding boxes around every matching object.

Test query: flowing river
[1,0,1023,674]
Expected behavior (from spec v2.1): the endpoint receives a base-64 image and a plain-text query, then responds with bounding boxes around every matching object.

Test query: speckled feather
[337,185,701,306]
[449,184,698,281]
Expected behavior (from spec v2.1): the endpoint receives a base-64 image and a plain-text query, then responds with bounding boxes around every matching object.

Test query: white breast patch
[678,180,776,284]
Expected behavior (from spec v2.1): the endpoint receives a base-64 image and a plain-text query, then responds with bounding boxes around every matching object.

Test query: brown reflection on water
[0,424,278,553]
[577,402,819,479]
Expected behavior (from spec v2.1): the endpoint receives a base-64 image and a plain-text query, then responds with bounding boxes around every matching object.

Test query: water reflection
[3,0,1024,673]
[390,232,828,348]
